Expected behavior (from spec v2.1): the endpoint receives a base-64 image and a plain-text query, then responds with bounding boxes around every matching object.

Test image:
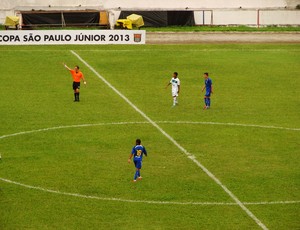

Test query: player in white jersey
[166,72,180,107]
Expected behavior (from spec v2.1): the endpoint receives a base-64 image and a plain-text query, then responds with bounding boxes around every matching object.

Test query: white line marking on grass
[0,50,68,52]
[74,49,300,52]
[0,122,149,140]
[158,121,300,131]
[0,177,234,206]
[1,121,298,140]
[244,201,300,205]
[70,50,269,230]
[1,122,299,209]
[1,178,299,207]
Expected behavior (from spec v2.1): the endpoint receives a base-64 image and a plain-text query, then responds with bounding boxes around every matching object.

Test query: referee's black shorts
[73,82,80,90]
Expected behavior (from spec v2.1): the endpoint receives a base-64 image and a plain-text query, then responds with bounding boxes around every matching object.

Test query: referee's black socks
[74,93,80,102]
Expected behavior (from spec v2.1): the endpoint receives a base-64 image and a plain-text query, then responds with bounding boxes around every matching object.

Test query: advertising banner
[0,30,146,45]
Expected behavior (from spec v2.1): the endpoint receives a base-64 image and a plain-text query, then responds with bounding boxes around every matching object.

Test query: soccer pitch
[0,44,299,229]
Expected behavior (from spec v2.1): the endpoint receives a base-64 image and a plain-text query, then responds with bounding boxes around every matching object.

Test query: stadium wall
[193,10,300,26]
[103,0,300,10]
[1,0,300,26]
[0,0,103,25]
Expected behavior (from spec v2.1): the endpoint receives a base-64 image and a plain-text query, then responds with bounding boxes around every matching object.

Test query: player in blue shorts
[128,139,147,182]
[201,72,213,110]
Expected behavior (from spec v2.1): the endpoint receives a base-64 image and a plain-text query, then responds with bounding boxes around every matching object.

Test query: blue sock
[204,98,207,106]
[208,98,211,107]
[134,171,139,180]
[137,171,140,177]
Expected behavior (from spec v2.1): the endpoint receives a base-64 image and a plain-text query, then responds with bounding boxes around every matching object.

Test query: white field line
[244,201,300,205]
[85,48,300,52]
[0,122,149,140]
[1,121,298,140]
[74,48,300,52]
[0,121,300,139]
[158,121,300,131]
[70,50,268,230]
[0,178,234,206]
[1,122,298,206]
[73,49,300,52]
[0,50,68,52]
[1,177,299,207]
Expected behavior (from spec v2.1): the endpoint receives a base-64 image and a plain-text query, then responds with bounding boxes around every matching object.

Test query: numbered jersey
[131,145,147,161]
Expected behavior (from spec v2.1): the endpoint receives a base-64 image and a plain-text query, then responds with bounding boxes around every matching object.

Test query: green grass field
[0,43,299,229]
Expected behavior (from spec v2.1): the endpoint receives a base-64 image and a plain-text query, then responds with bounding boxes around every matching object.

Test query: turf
[0,44,299,229]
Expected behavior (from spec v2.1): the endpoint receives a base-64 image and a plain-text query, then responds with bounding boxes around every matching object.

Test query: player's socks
[204,98,207,106]
[74,93,77,101]
[74,93,78,101]
[173,97,176,106]
[77,93,80,101]
[134,171,139,180]
[137,171,142,180]
[208,98,211,107]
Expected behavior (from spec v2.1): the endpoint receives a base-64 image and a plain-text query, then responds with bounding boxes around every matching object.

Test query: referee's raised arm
[63,63,71,71]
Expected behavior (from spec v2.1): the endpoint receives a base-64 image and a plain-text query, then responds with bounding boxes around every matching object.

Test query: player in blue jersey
[201,72,213,110]
[128,139,147,182]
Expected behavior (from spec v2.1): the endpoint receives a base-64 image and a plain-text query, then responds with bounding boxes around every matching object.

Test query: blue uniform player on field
[202,72,213,110]
[128,139,147,182]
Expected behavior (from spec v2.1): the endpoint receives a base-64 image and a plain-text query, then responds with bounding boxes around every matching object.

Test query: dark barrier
[21,11,100,27]
[119,11,195,27]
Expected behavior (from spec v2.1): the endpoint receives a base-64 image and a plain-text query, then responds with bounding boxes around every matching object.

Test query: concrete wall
[260,10,300,25]
[103,0,299,10]
[195,10,257,25]
[1,0,300,26]
[1,0,101,9]
[194,10,300,26]
[0,0,103,24]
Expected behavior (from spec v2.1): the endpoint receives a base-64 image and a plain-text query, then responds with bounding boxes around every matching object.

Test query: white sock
[173,97,176,106]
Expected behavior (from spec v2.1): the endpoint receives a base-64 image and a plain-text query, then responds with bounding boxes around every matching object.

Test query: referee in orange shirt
[63,63,86,102]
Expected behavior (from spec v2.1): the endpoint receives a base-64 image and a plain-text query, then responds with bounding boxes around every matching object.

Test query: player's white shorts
[172,90,178,97]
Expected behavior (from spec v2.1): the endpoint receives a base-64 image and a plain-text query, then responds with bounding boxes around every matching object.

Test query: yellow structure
[116,19,132,29]
[4,16,19,29]
[126,14,144,28]
[116,14,144,29]
[99,11,109,28]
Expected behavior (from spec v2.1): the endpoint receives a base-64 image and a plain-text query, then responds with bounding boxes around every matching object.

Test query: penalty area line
[70,50,268,230]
